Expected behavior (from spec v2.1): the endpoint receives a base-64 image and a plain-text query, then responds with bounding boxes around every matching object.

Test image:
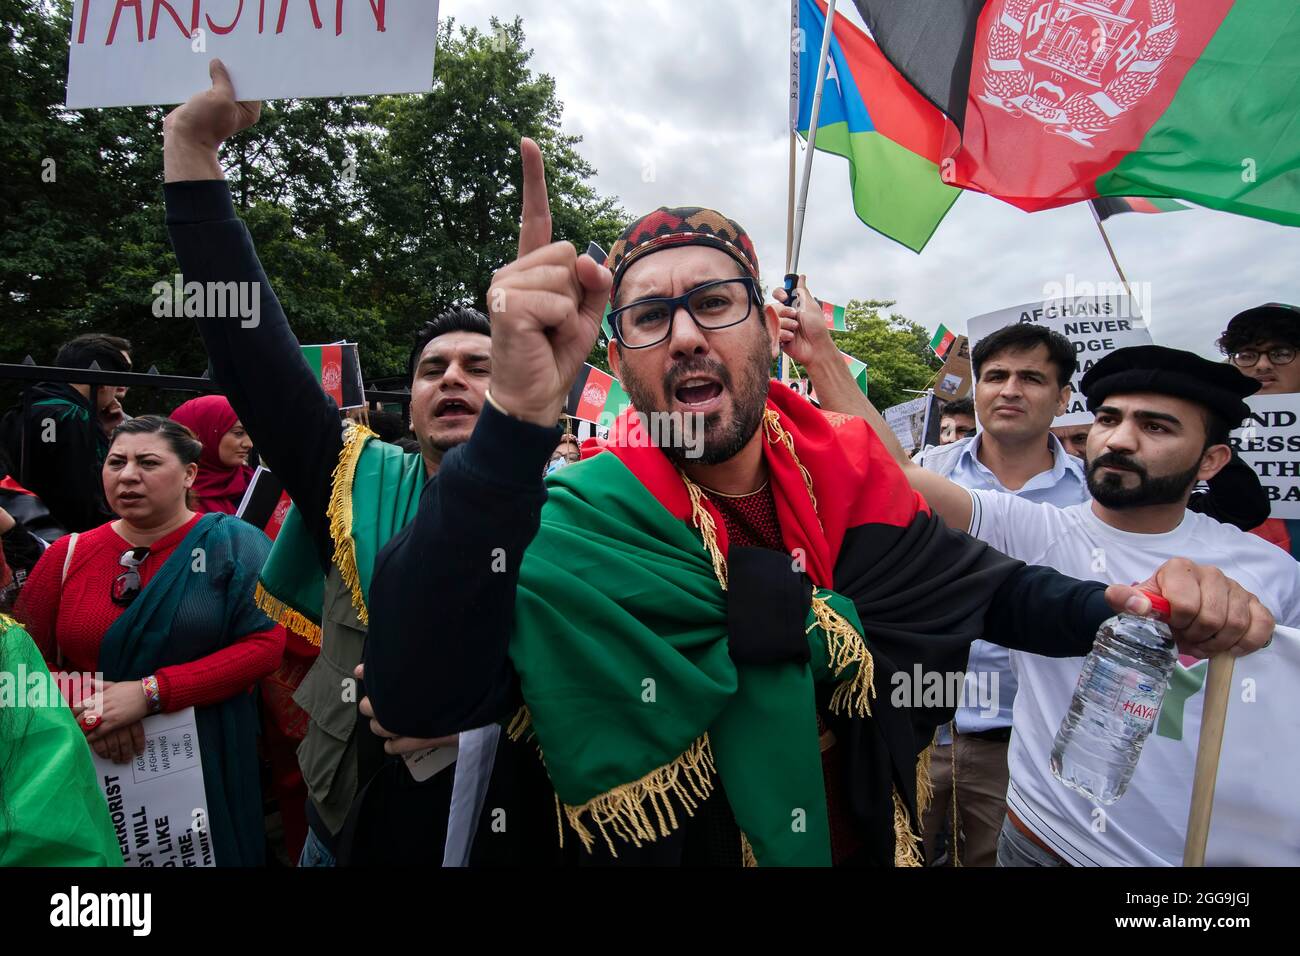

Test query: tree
[792,299,942,411]
[1,4,624,411]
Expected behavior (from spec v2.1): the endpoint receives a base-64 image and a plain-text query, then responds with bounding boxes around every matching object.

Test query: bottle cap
[1139,589,1171,622]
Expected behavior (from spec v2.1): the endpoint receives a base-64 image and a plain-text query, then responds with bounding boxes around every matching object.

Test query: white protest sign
[92,707,215,867]
[1231,392,1300,520]
[67,1,440,108]
[883,394,938,457]
[966,294,1152,427]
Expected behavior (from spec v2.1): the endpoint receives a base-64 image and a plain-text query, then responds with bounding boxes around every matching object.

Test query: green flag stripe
[1095,2,1300,226]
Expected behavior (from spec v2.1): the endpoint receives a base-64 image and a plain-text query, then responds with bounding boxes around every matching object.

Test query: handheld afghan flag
[1091,196,1190,221]
[929,324,956,359]
[566,363,631,429]
[821,300,849,330]
[841,351,869,394]
[852,0,1300,227]
[793,0,961,252]
[301,343,365,410]
[235,467,293,541]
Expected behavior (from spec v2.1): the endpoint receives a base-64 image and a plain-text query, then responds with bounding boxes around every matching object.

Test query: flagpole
[1088,201,1138,306]
[788,0,837,279]
[783,1,800,382]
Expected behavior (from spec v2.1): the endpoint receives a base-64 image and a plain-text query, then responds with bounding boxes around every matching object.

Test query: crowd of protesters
[1,65,1298,868]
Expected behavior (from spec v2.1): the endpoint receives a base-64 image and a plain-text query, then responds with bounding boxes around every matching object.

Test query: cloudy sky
[441,0,1297,359]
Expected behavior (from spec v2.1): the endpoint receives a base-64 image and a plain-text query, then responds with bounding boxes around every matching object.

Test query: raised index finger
[518,137,553,259]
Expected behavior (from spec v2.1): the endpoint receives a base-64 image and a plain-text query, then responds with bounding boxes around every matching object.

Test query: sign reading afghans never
[1231,393,1300,520]
[66,1,440,108]
[966,294,1153,427]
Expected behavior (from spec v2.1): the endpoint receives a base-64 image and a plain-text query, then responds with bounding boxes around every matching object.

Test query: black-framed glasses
[1231,346,1297,368]
[111,547,150,607]
[608,277,761,350]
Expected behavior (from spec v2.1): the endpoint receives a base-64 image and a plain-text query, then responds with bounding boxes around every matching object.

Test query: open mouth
[673,378,724,408]
[434,398,476,420]
[117,492,144,504]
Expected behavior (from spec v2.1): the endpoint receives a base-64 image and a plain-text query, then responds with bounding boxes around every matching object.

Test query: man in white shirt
[841,343,1300,865]
[912,323,1088,865]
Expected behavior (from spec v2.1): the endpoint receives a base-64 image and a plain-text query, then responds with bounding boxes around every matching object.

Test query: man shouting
[358,140,1271,866]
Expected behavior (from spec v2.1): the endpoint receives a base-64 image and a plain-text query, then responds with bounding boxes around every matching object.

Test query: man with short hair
[0,333,133,532]
[938,397,976,445]
[360,159,1271,865]
[898,322,1087,865]
[163,64,518,867]
[1050,423,1090,461]
[833,344,1300,865]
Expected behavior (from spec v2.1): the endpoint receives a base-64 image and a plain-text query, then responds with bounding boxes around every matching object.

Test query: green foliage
[1,4,624,412]
[792,299,941,410]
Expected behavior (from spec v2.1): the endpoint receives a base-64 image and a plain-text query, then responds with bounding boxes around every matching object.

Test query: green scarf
[512,453,873,866]
[259,419,884,867]
[257,424,425,644]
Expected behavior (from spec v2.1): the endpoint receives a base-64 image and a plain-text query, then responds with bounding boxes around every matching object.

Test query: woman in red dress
[16,416,284,866]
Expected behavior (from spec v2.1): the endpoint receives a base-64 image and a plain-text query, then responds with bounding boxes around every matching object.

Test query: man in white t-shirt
[851,344,1300,865]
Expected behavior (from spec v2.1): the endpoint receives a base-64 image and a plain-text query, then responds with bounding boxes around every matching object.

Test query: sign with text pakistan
[66,1,439,108]
[966,295,1152,427]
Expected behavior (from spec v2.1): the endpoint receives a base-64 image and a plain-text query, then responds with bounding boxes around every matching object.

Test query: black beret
[1081,345,1259,426]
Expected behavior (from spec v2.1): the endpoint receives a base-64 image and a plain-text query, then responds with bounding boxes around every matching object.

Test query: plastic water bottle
[1050,591,1176,805]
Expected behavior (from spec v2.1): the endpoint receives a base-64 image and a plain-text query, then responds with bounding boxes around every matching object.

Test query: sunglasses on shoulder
[111,546,151,607]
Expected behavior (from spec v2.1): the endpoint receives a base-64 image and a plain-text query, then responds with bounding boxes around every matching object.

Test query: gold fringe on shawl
[740,832,758,868]
[809,592,876,718]
[916,736,935,820]
[326,421,378,626]
[562,735,716,858]
[762,409,819,521]
[681,476,728,590]
[254,582,323,647]
[506,705,533,742]
[893,789,925,867]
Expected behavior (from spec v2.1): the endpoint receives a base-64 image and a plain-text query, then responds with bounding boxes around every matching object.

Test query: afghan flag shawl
[257,383,1024,867]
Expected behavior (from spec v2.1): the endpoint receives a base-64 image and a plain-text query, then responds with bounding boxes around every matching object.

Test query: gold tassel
[506,705,533,742]
[740,832,758,868]
[763,410,820,521]
[562,735,716,858]
[893,789,924,867]
[809,593,876,717]
[680,474,728,591]
[916,738,935,821]
[254,582,322,646]
[326,421,378,626]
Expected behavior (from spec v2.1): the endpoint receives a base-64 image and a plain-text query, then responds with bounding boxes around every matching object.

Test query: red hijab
[170,395,253,515]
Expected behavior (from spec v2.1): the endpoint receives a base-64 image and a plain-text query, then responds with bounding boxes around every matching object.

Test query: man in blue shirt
[913,324,1086,865]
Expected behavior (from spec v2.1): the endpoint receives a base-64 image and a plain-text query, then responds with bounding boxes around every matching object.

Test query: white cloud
[443,0,1299,359]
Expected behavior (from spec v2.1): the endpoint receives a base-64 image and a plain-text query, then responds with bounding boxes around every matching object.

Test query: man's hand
[163,58,262,182]
[354,665,457,756]
[773,274,837,367]
[1103,558,1274,659]
[0,506,14,536]
[485,138,612,426]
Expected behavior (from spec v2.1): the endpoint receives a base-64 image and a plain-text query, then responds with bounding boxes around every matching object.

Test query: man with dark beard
[360,142,1275,865]
[824,344,1300,865]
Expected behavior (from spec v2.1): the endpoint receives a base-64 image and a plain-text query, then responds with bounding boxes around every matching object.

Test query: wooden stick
[1182,654,1235,866]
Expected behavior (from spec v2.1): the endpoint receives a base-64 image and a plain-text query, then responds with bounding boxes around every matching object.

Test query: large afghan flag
[793,0,961,251]
[853,0,1300,226]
